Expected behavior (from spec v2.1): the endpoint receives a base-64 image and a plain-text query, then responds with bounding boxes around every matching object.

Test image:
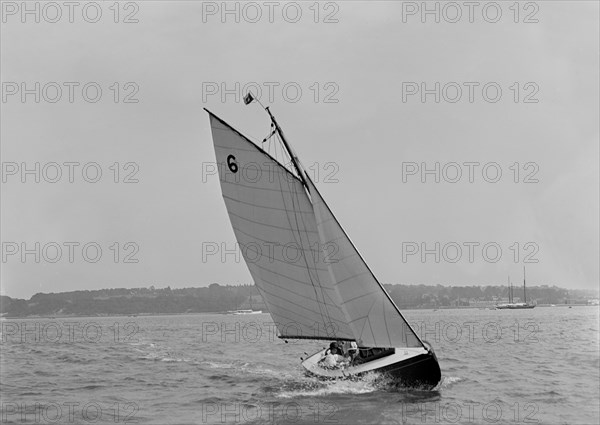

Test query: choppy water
[1,307,598,424]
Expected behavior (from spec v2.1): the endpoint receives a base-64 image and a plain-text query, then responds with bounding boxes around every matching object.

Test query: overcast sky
[1,1,598,299]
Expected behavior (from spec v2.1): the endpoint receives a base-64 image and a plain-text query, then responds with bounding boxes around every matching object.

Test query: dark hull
[376,349,441,389]
[496,304,536,309]
[303,342,441,390]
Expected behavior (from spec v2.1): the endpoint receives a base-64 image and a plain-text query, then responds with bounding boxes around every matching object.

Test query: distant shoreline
[2,284,597,319]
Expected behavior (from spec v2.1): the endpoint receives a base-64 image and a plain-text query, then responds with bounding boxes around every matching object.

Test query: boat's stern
[301,348,343,379]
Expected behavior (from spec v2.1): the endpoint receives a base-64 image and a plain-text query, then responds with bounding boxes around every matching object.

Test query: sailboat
[228,309,263,315]
[205,98,441,388]
[227,293,262,314]
[496,267,535,309]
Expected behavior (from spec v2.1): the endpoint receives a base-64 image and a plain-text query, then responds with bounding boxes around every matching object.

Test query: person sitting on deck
[325,341,343,356]
[318,342,345,369]
[344,341,359,364]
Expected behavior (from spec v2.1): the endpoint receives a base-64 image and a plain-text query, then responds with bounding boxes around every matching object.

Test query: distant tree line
[384,284,596,308]
[0,283,597,317]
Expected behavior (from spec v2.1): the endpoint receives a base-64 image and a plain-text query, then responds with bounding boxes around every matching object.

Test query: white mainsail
[206,109,423,348]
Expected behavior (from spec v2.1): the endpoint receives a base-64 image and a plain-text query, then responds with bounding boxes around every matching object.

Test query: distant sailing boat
[228,294,262,315]
[496,267,535,309]
[205,98,441,388]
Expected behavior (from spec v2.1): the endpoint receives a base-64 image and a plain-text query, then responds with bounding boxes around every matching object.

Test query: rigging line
[308,185,360,335]
[381,297,392,348]
[276,132,294,178]
[282,146,338,330]
[276,135,325,269]
[357,297,378,344]
[275,153,333,330]
[274,135,287,169]
[276,132,338,334]
[262,125,277,146]
[268,136,274,159]
[280,169,330,320]
[275,132,282,166]
[292,178,338,330]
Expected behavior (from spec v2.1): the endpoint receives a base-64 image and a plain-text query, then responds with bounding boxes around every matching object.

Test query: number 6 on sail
[205,105,442,389]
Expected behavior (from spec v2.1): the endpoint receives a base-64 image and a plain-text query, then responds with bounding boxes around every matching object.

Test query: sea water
[1,306,598,424]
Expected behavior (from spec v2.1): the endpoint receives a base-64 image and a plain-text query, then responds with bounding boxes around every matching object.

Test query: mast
[265,107,309,190]
[243,93,308,190]
[511,278,513,303]
[523,266,527,304]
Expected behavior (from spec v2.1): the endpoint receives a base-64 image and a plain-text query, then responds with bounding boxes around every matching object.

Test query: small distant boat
[496,303,535,309]
[496,268,536,309]
[228,309,262,315]
[205,99,441,389]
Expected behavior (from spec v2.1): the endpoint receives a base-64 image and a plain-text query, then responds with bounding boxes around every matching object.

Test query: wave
[276,372,395,398]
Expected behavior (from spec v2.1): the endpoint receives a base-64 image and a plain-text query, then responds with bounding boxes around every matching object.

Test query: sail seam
[248,259,329,287]
[339,290,381,306]
[251,282,346,327]
[228,210,319,234]
[220,178,306,195]
[223,194,314,214]
[229,224,323,257]
[238,241,330,273]
[253,269,341,302]
[332,271,371,287]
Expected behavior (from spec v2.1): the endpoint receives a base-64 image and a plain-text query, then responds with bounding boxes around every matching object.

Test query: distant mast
[523,266,527,304]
